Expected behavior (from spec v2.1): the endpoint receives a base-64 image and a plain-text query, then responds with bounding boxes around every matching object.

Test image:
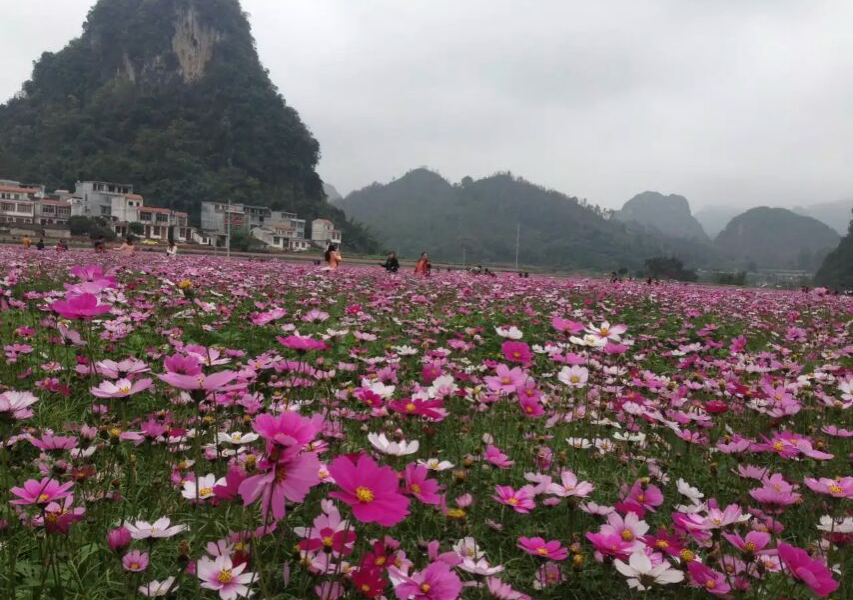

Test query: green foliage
[228,227,263,252]
[128,222,144,235]
[814,208,853,289]
[67,215,116,240]
[0,0,378,252]
[643,256,698,281]
[715,270,747,286]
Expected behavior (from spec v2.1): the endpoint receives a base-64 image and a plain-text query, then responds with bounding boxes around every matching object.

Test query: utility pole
[226,199,231,258]
[515,222,520,270]
[462,245,467,268]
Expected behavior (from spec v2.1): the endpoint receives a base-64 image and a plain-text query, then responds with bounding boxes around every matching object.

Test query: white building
[0,182,38,224]
[311,218,342,246]
[71,181,135,219]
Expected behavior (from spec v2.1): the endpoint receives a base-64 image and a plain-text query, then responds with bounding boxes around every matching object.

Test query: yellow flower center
[410,484,422,494]
[323,536,334,547]
[218,569,233,584]
[199,487,213,497]
[37,494,50,503]
[621,530,634,541]
[405,403,416,412]
[119,385,131,394]
[356,487,375,503]
[501,377,511,385]
[361,584,371,592]
[447,508,466,519]
[420,584,431,593]
[537,547,549,555]
[744,542,756,552]
[636,493,645,502]
[130,562,140,570]
[705,580,716,589]
[680,549,695,561]
[508,497,519,505]
[656,540,669,549]
[773,441,785,451]
[570,376,580,383]
[829,484,842,494]
[512,352,521,359]
[374,556,386,566]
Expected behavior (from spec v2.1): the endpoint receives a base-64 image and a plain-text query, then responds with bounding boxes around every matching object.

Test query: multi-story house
[71,181,136,219]
[0,182,38,224]
[243,205,271,229]
[311,218,342,246]
[35,199,72,225]
[200,201,246,234]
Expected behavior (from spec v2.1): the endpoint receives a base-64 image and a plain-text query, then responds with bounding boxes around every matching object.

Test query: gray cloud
[1,0,851,210]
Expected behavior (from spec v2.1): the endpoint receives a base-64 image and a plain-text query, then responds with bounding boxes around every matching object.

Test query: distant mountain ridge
[337,169,722,270]
[714,207,839,271]
[614,191,709,241]
[792,199,853,235]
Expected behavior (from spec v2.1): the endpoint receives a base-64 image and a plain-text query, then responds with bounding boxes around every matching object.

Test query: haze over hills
[694,205,743,239]
[614,191,709,241]
[714,207,840,271]
[0,0,377,250]
[336,168,724,271]
[792,199,853,235]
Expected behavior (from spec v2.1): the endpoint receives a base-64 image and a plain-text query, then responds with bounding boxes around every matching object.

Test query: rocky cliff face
[171,3,223,82]
[614,191,709,241]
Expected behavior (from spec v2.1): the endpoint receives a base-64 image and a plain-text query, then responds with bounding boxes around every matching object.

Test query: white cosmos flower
[569,334,608,348]
[417,458,455,471]
[458,557,504,576]
[676,479,704,503]
[453,537,485,560]
[838,379,853,401]
[566,437,592,449]
[495,326,523,339]
[124,517,187,539]
[817,515,853,533]
[181,474,225,501]
[217,431,259,445]
[614,552,684,591]
[392,345,419,356]
[557,365,589,388]
[138,577,177,597]
[367,432,419,456]
[362,379,396,399]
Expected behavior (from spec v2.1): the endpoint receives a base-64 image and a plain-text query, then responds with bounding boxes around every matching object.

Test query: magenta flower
[29,434,77,451]
[328,454,410,527]
[517,537,568,560]
[276,335,327,352]
[238,451,321,521]
[584,532,634,560]
[492,485,536,513]
[108,526,132,551]
[687,562,730,595]
[163,354,202,375]
[502,341,533,365]
[122,550,150,572]
[10,477,74,506]
[156,370,238,391]
[778,542,839,597]
[721,531,771,555]
[90,377,153,398]
[749,474,801,507]
[38,495,85,534]
[251,411,324,451]
[389,561,462,600]
[50,293,111,320]
[402,463,442,505]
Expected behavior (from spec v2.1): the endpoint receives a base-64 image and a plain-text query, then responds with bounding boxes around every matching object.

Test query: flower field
[0,249,850,600]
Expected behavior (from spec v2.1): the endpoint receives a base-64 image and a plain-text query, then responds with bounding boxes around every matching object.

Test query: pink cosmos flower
[492,485,536,513]
[389,561,462,600]
[276,335,327,352]
[198,554,257,600]
[546,470,594,498]
[108,526,132,551]
[777,543,838,598]
[50,293,112,320]
[551,316,584,334]
[585,532,634,561]
[722,531,771,555]
[517,395,544,417]
[749,475,801,507]
[622,481,664,512]
[90,377,153,398]
[485,445,514,469]
[501,341,532,365]
[517,537,568,560]
[687,561,730,596]
[157,370,238,391]
[0,390,38,419]
[600,511,649,543]
[402,464,442,505]
[38,495,85,534]
[803,476,853,499]
[122,550,150,572]
[328,454,410,527]
[10,477,74,506]
[486,577,531,600]
[163,354,203,375]
[29,434,77,451]
[484,364,527,393]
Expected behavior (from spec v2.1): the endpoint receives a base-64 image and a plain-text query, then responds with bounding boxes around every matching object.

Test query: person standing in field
[414,252,431,276]
[22,236,31,249]
[323,243,342,271]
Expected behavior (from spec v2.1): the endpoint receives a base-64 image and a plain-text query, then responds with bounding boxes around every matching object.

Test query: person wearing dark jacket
[382,252,400,273]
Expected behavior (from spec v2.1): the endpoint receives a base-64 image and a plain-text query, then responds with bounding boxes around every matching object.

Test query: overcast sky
[1,0,852,210]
